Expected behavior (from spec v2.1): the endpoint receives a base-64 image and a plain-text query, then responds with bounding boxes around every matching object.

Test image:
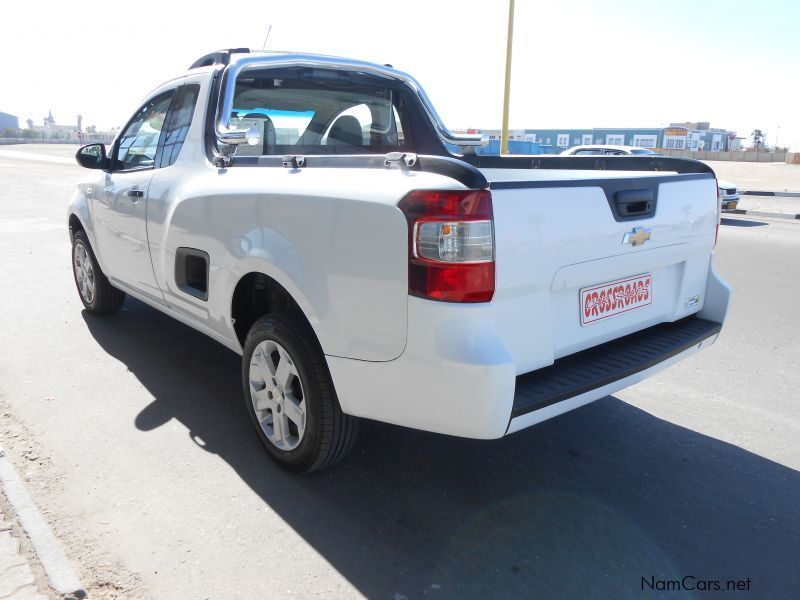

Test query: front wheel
[242,313,359,473]
[71,230,125,314]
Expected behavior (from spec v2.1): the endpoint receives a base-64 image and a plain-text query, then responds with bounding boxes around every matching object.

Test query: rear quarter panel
[147,164,463,360]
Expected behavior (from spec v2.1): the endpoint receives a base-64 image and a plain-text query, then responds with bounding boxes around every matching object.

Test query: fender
[67,186,102,263]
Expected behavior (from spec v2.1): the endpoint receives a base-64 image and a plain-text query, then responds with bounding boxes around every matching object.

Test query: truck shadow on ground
[83,298,799,599]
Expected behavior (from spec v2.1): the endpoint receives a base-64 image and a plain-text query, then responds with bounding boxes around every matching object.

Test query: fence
[656,148,788,163]
[0,133,115,146]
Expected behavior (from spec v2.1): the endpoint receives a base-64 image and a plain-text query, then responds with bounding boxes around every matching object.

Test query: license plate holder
[580,273,652,326]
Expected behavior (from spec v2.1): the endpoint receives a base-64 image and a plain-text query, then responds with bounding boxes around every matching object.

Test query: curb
[0,445,86,599]
[727,209,800,220]
[741,190,800,197]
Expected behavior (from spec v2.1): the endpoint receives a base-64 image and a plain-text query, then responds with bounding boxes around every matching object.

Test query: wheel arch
[230,271,324,353]
[68,211,86,239]
[67,193,99,256]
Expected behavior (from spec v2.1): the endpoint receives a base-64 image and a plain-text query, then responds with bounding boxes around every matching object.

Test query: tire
[242,313,359,473]
[71,230,125,315]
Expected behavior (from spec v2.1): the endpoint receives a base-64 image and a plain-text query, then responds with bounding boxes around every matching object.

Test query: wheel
[71,230,125,314]
[242,313,359,473]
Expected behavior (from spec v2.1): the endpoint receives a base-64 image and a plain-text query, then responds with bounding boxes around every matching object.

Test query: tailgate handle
[615,189,654,217]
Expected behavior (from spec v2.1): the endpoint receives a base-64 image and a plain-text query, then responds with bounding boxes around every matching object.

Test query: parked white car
[68,49,731,472]
[562,145,660,156]
[718,180,740,210]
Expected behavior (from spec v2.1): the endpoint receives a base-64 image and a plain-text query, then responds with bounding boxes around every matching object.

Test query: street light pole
[500,0,515,155]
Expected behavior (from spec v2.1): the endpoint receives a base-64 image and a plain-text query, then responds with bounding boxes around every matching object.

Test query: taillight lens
[398,189,495,302]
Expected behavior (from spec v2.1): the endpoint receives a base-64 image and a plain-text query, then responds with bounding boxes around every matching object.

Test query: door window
[115,91,175,171]
[160,85,200,167]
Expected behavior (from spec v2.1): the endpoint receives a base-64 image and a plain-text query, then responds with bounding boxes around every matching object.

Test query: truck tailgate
[484,170,718,374]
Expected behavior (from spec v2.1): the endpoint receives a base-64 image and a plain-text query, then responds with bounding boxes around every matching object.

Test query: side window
[160,85,200,167]
[115,91,175,171]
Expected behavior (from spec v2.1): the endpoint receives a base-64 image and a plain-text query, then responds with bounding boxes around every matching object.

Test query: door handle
[126,190,144,198]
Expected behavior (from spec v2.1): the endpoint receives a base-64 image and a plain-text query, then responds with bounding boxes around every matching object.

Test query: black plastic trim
[190,48,250,70]
[464,154,716,176]
[510,316,722,420]
[175,247,209,301]
[489,172,711,191]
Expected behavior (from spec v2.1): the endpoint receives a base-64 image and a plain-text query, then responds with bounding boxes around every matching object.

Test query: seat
[235,113,276,156]
[326,115,364,146]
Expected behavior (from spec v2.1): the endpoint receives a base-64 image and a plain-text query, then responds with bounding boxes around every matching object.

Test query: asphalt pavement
[0,149,798,599]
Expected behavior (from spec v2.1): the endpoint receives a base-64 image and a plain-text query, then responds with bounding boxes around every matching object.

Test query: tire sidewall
[242,315,327,471]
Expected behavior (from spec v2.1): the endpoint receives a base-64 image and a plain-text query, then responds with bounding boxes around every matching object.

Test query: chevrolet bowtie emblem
[622,227,652,246]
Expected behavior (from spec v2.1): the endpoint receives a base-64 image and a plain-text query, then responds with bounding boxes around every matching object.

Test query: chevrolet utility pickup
[69,49,731,472]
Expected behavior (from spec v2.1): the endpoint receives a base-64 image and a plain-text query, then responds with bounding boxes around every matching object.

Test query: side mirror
[75,144,108,170]
[217,127,262,147]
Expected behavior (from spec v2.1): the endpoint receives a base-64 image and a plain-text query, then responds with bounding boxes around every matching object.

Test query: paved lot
[0,149,798,599]
[704,160,800,193]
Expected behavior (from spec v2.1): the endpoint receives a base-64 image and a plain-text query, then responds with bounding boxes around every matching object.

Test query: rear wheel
[242,313,359,473]
[71,230,125,314]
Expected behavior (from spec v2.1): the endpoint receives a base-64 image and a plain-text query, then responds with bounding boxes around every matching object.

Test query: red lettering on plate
[581,274,653,325]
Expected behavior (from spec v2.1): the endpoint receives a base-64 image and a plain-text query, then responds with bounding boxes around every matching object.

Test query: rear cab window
[229,67,411,157]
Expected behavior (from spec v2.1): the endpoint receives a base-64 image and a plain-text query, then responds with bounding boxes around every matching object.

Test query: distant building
[478,122,738,153]
[28,110,81,140]
[0,111,19,131]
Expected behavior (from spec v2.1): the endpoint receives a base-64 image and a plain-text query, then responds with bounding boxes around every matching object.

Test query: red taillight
[398,189,495,302]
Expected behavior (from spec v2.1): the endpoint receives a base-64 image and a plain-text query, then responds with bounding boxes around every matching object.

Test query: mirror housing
[75,144,108,170]
[214,127,262,166]
[217,126,261,148]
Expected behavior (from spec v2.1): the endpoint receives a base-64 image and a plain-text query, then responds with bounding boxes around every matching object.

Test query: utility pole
[500,0,515,154]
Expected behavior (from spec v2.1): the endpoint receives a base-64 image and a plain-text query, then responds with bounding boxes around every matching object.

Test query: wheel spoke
[275,353,293,391]
[250,385,273,412]
[283,398,304,428]
[254,350,273,384]
[271,412,287,446]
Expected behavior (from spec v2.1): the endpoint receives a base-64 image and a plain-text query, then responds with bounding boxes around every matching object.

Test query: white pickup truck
[69,49,731,472]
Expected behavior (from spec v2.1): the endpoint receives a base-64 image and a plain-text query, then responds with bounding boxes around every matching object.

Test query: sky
[2,0,798,149]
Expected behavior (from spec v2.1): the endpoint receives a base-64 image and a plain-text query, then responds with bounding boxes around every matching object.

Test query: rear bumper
[507,316,720,432]
[327,263,730,439]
